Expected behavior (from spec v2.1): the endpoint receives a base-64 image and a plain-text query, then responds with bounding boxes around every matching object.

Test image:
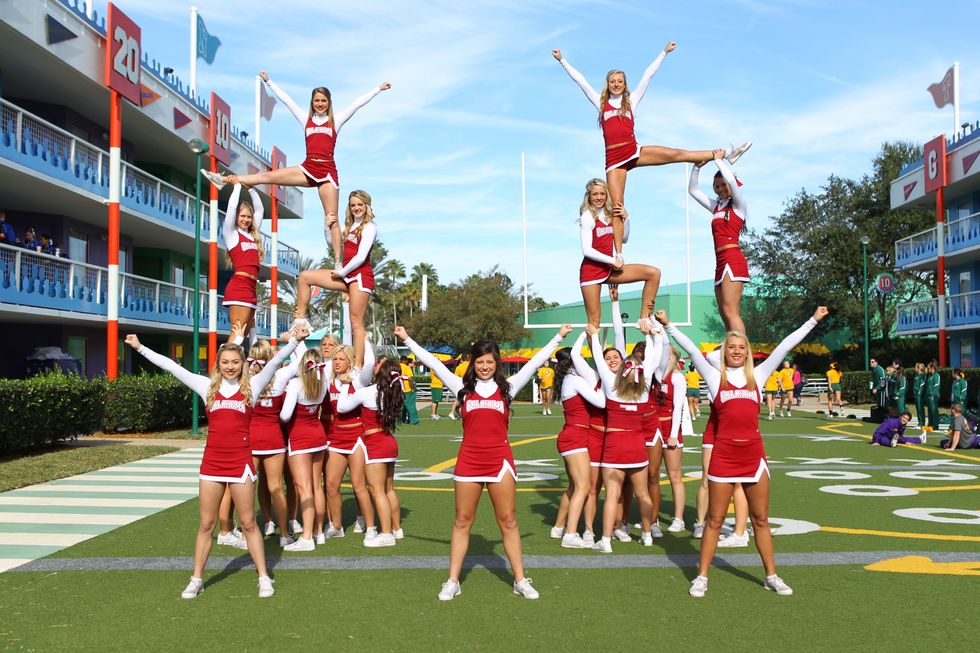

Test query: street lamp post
[860,235,871,371]
[188,138,209,435]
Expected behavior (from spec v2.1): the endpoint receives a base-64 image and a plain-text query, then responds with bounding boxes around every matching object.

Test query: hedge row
[0,372,195,453]
[840,368,980,409]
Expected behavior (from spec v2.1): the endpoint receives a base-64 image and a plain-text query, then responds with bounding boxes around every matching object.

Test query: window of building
[66,336,87,376]
[960,270,972,295]
[173,264,185,287]
[68,231,88,263]
[118,247,127,273]
[961,338,973,369]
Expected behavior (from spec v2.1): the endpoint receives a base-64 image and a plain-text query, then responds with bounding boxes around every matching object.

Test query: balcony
[896,290,980,334]
[0,98,300,277]
[0,243,290,335]
[894,210,980,270]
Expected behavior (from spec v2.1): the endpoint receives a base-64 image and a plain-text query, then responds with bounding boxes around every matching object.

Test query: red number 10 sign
[105,3,142,106]
[210,93,232,166]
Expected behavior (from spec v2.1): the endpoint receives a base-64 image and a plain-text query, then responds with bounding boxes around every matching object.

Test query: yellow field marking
[816,424,980,462]
[865,555,980,576]
[911,483,980,493]
[423,435,558,473]
[820,525,980,543]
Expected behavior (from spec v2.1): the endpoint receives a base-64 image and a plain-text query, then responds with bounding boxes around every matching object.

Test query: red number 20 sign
[105,3,142,106]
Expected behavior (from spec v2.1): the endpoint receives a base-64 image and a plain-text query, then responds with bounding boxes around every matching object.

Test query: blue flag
[196,14,221,64]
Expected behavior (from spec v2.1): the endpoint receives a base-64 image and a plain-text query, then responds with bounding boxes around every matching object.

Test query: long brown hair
[375,358,404,435]
[309,86,336,131]
[459,340,511,412]
[612,347,648,401]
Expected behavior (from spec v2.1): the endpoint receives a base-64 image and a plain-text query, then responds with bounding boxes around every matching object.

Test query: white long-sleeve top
[222,184,264,252]
[663,371,687,441]
[255,340,306,398]
[280,337,374,421]
[560,332,606,407]
[580,209,630,265]
[404,332,564,402]
[688,159,747,220]
[336,220,377,277]
[279,375,329,422]
[667,318,818,401]
[559,52,666,113]
[610,299,627,357]
[264,78,383,134]
[336,383,380,413]
[570,332,599,386]
[591,332,655,404]
[136,338,300,404]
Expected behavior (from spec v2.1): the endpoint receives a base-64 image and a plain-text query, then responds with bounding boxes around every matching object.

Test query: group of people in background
[0,209,63,256]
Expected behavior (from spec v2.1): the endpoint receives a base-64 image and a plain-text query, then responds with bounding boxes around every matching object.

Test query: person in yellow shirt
[684,365,702,419]
[429,369,444,420]
[826,362,843,418]
[778,360,795,418]
[400,357,420,425]
[764,370,780,420]
[537,359,556,415]
[447,356,469,420]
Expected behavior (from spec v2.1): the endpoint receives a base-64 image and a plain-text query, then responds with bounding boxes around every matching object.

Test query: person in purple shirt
[870,411,923,447]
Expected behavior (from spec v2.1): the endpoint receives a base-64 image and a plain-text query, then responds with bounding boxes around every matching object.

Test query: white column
[208,195,218,335]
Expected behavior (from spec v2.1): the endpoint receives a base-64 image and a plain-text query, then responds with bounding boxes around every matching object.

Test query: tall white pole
[421,273,428,311]
[953,61,961,137]
[521,152,529,326]
[685,164,692,324]
[189,7,198,99]
[254,76,262,149]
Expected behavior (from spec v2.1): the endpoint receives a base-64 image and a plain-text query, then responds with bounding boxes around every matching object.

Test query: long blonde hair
[224,198,265,268]
[579,178,613,222]
[719,331,757,392]
[342,190,376,243]
[299,349,325,401]
[205,343,253,409]
[597,69,632,126]
[248,339,275,398]
[665,345,680,377]
[612,349,649,401]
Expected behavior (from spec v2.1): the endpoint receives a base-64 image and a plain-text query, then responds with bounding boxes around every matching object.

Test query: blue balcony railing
[0,98,301,277]
[896,290,980,334]
[0,244,290,335]
[895,210,980,269]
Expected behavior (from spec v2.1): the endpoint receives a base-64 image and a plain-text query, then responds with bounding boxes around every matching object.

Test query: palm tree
[410,262,438,287]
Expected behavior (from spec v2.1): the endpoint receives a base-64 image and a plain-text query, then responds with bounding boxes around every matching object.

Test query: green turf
[3,404,980,650]
[0,445,179,492]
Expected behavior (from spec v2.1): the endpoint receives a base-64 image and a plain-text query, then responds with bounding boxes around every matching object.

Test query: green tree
[741,141,934,344]
[404,266,529,352]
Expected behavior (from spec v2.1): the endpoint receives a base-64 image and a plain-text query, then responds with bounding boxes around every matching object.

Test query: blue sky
[118,0,980,306]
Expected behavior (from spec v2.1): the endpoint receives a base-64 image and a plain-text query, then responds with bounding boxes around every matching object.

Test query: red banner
[927,67,954,109]
[209,92,232,165]
[104,4,141,105]
[924,135,947,194]
[271,146,287,203]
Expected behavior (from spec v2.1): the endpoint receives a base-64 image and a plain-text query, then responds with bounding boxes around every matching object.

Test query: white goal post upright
[521,156,693,328]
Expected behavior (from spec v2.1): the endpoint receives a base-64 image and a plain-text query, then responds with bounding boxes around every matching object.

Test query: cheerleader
[692,411,751,548]
[553,334,606,548]
[279,347,331,551]
[202,71,390,263]
[293,190,376,370]
[220,184,265,345]
[657,307,829,597]
[124,327,306,599]
[578,178,660,328]
[688,149,749,334]
[554,45,750,259]
[323,341,376,542]
[587,320,657,552]
[395,324,572,601]
[336,357,406,546]
[649,343,688,534]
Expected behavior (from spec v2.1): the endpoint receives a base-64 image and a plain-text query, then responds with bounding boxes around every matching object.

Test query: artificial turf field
[2,405,978,651]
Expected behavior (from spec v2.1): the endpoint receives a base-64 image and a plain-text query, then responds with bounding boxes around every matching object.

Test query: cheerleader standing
[203,71,389,263]
[554,45,750,260]
[650,343,688,534]
[396,324,572,601]
[124,328,306,598]
[658,307,829,596]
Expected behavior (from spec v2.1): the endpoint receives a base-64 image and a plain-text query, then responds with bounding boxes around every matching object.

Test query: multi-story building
[0,0,306,378]
[892,123,980,367]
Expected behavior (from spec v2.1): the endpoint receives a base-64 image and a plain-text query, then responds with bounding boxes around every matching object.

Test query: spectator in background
[38,233,56,256]
[399,356,420,425]
[429,367,444,420]
[537,358,556,415]
[912,362,927,430]
[951,368,968,412]
[925,361,941,429]
[778,360,794,418]
[870,358,886,409]
[792,362,804,407]
[21,227,38,251]
[891,364,907,418]
[941,403,979,449]
[869,410,923,446]
[826,361,843,418]
[447,354,469,420]
[884,364,896,415]
[0,210,15,246]
[685,364,702,419]
[764,369,779,420]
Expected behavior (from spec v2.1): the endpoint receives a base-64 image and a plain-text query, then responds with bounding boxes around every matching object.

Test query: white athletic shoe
[692,522,705,539]
[438,578,461,601]
[363,527,378,545]
[764,574,794,596]
[513,578,540,600]
[200,169,226,190]
[725,141,752,165]
[689,575,709,598]
[561,532,588,549]
[550,526,565,539]
[324,524,345,539]
[365,532,396,547]
[582,530,595,546]
[216,531,248,550]
[448,413,458,420]
[264,521,276,537]
[279,536,294,548]
[592,538,613,553]
[695,411,702,419]
[180,577,204,599]
[283,537,315,552]
[667,518,686,533]
[393,528,405,540]
[768,413,775,421]
[612,526,631,543]
[289,519,302,536]
[314,532,326,545]
[257,575,275,598]
[431,414,442,420]
[919,433,928,444]
[639,531,653,547]
[353,516,367,534]
[717,531,750,548]
[787,411,793,417]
